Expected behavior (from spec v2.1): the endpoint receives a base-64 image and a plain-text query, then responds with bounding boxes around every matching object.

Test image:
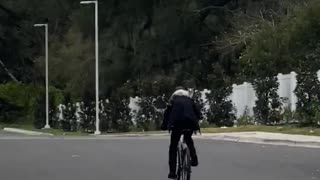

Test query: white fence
[231,82,257,118]
[125,71,320,120]
[230,71,320,119]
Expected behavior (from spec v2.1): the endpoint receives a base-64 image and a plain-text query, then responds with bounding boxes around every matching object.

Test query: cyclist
[161,86,202,179]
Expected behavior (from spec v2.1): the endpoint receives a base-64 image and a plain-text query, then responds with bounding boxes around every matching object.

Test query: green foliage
[0,98,23,123]
[80,102,95,133]
[100,100,112,132]
[33,86,65,129]
[237,106,254,126]
[200,120,210,128]
[136,97,162,131]
[241,0,320,78]
[240,0,320,127]
[40,26,95,99]
[280,106,296,125]
[0,82,35,108]
[1,0,317,130]
[108,97,132,132]
[206,63,235,127]
[0,82,64,127]
[0,82,39,123]
[206,86,235,127]
[295,72,320,126]
[252,77,282,125]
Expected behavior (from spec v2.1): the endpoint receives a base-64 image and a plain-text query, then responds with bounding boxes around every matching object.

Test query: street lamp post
[34,23,50,129]
[80,0,101,135]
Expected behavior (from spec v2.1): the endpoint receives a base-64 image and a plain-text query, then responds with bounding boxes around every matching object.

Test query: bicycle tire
[184,147,191,180]
[178,146,191,180]
[177,143,183,180]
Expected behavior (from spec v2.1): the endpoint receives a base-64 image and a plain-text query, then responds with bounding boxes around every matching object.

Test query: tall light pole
[34,23,50,129]
[80,0,101,135]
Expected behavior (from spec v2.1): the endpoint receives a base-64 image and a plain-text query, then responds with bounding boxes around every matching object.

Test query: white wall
[231,82,256,118]
[231,71,300,119]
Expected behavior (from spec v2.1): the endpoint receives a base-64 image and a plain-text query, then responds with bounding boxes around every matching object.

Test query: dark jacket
[161,94,201,131]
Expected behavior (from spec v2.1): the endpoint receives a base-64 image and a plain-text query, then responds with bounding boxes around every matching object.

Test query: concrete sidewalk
[2,128,54,136]
[200,132,320,148]
[95,131,320,148]
[3,127,320,148]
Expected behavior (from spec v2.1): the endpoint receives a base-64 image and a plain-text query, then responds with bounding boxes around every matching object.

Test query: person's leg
[184,131,198,166]
[168,129,181,178]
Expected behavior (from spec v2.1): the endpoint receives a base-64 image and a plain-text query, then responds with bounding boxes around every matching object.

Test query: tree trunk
[0,59,20,83]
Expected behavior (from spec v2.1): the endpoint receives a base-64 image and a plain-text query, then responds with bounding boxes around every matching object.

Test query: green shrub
[0,82,65,128]
[0,82,39,124]
[252,76,282,125]
[0,98,23,123]
[295,72,320,126]
[200,120,210,128]
[280,106,296,125]
[206,87,235,127]
[237,106,254,126]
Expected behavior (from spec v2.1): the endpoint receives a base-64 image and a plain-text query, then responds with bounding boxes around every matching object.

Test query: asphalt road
[0,137,319,180]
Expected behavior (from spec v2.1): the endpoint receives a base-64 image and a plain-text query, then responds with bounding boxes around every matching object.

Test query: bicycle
[176,129,192,180]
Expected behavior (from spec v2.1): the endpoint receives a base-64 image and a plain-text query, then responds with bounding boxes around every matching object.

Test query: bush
[34,86,65,129]
[0,82,39,124]
[194,90,209,122]
[100,99,112,132]
[237,106,254,126]
[279,106,296,125]
[33,89,45,129]
[252,76,282,125]
[200,120,210,128]
[80,102,95,133]
[108,97,132,132]
[295,71,320,126]
[136,96,158,131]
[0,98,23,123]
[206,86,236,127]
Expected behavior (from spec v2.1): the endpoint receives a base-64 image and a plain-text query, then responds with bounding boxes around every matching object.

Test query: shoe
[168,172,177,179]
[191,156,198,167]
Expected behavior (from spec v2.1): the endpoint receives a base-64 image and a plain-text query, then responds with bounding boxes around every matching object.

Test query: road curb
[206,134,320,148]
[3,128,54,136]
[92,132,320,148]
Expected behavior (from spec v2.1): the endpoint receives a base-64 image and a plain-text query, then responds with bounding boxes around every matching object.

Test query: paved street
[0,137,319,180]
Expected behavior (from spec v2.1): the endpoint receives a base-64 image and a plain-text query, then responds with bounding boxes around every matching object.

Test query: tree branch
[0,4,18,18]
[193,6,233,13]
[0,59,20,83]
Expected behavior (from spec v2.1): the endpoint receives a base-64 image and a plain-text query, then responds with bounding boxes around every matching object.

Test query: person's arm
[161,104,172,130]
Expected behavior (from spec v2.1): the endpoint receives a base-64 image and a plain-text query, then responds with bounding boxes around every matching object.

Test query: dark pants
[169,129,197,174]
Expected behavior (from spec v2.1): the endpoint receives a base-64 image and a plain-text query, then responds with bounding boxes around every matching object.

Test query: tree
[240,0,320,125]
[295,72,320,126]
[252,77,282,125]
[206,63,235,126]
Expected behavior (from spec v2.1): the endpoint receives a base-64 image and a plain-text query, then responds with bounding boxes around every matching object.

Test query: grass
[202,125,320,136]
[104,125,320,137]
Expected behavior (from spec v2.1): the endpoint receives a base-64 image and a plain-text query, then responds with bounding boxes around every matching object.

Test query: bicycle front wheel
[178,148,191,180]
[183,148,191,180]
